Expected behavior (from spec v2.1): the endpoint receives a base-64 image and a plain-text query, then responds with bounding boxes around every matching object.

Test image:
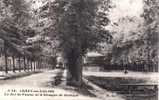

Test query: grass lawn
[86,76,158,100]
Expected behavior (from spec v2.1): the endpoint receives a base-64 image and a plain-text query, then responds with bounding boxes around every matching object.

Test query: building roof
[86,52,104,57]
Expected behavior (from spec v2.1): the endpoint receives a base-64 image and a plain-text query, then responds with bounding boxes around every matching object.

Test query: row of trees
[101,0,158,72]
[0,0,56,73]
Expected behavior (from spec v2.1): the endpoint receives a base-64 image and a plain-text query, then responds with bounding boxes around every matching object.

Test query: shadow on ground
[59,82,97,97]
[43,69,96,97]
[42,69,64,87]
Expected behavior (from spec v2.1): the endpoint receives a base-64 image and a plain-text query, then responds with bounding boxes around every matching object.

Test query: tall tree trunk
[66,50,83,87]
[40,59,42,70]
[18,56,21,72]
[41,60,43,69]
[12,56,15,73]
[28,59,30,71]
[37,60,40,70]
[26,58,28,71]
[23,56,26,71]
[31,61,33,71]
[4,41,8,73]
[39,59,41,70]
[34,61,36,71]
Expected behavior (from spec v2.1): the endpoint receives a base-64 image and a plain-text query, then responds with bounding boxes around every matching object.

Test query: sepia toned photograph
[0,0,158,100]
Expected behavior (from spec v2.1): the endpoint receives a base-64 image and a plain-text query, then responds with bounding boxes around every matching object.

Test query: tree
[106,0,159,72]
[51,0,112,86]
[0,0,32,73]
[142,0,159,71]
[0,20,25,73]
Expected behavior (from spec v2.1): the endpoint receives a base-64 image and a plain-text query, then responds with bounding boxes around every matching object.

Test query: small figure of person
[124,67,128,74]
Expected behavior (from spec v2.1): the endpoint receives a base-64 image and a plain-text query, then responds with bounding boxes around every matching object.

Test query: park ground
[0,69,158,100]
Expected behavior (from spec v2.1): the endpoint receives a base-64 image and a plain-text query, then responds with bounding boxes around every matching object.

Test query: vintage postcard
[0,0,158,100]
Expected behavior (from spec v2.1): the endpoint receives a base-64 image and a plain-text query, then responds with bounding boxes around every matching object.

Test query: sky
[106,0,144,41]
[109,0,144,22]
